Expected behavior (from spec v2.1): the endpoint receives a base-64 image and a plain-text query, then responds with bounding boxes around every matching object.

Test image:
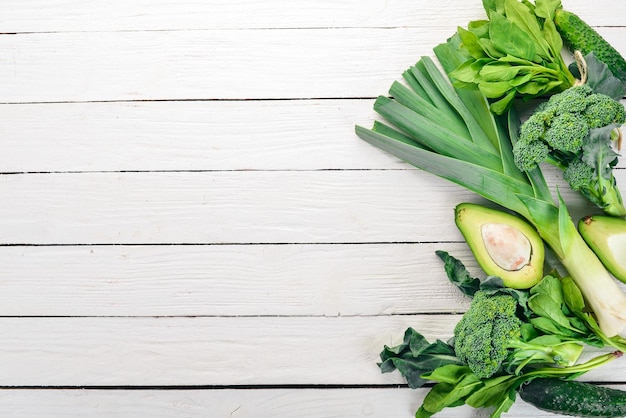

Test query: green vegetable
[439,252,626,352]
[355,35,626,338]
[381,325,622,418]
[579,215,626,284]
[379,259,626,417]
[453,290,583,379]
[417,352,621,418]
[519,377,626,417]
[454,202,545,289]
[450,0,575,114]
[512,85,626,216]
[555,8,626,88]
[378,327,465,389]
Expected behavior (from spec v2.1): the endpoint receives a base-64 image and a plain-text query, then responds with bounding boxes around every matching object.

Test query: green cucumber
[554,9,626,84]
[519,378,626,417]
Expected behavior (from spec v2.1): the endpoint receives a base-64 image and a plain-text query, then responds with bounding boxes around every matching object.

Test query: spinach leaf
[435,250,481,297]
[503,0,550,59]
[483,0,506,15]
[452,0,575,113]
[457,27,488,60]
[541,18,563,59]
[378,328,463,389]
[465,374,520,409]
[435,250,533,316]
[534,0,561,20]
[489,11,537,62]
[480,275,533,318]
[529,275,589,333]
[418,365,483,417]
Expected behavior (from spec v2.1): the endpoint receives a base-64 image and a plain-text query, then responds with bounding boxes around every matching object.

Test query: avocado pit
[481,223,532,271]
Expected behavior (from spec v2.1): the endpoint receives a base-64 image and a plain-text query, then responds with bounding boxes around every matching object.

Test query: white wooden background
[1,1,626,417]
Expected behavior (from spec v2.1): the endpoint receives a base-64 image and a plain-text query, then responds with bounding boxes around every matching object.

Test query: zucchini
[554,9,626,84]
[519,378,626,417]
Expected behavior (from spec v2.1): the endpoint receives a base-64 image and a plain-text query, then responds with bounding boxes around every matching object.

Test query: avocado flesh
[455,203,545,289]
[579,215,626,284]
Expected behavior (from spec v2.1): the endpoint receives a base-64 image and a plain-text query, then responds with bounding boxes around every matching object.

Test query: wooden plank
[1,387,621,418]
[0,0,622,32]
[0,315,453,386]
[0,100,405,173]
[3,27,624,103]
[3,100,624,173]
[0,243,475,317]
[0,170,476,244]
[0,28,440,103]
[0,170,602,245]
[0,316,620,386]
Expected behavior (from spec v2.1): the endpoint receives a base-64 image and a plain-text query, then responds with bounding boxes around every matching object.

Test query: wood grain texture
[2,100,624,173]
[0,169,607,245]
[0,170,477,244]
[0,315,455,386]
[0,243,474,316]
[0,0,622,32]
[3,387,625,418]
[0,28,438,103]
[0,100,403,172]
[0,315,619,387]
[2,27,624,103]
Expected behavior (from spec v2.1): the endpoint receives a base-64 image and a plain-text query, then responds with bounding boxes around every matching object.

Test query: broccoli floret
[454,292,520,378]
[563,159,594,191]
[547,84,592,114]
[513,85,626,215]
[453,291,583,379]
[518,114,545,143]
[513,139,550,171]
[585,94,626,128]
[544,112,589,153]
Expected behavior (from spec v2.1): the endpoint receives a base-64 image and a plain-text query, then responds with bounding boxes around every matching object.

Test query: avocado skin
[454,203,545,289]
[579,215,626,284]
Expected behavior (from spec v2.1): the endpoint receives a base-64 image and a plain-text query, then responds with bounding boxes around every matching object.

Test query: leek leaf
[355,126,534,214]
[373,97,503,169]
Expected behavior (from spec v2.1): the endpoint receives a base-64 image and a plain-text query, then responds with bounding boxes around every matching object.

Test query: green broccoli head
[547,84,592,115]
[453,289,585,379]
[453,291,522,379]
[563,159,594,192]
[585,93,626,129]
[519,113,545,143]
[544,112,589,153]
[513,85,626,215]
[512,138,550,171]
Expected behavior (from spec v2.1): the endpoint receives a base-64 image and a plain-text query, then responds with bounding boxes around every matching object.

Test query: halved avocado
[579,215,626,284]
[455,202,545,289]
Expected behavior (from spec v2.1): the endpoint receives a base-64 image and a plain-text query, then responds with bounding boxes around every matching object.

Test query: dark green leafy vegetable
[435,250,481,297]
[378,328,462,389]
[436,250,532,315]
[569,53,626,101]
[379,267,626,417]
